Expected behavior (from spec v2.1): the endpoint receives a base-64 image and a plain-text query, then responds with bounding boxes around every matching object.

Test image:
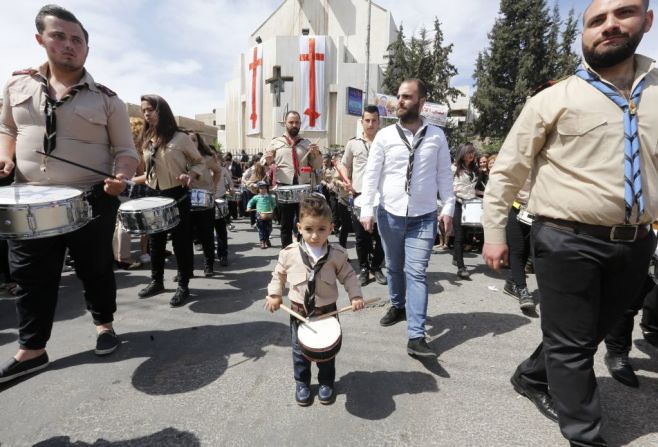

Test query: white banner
[245,44,263,135]
[299,36,326,131]
[422,101,449,127]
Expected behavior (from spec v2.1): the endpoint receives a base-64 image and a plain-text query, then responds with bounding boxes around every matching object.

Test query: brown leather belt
[536,216,650,242]
[289,301,337,317]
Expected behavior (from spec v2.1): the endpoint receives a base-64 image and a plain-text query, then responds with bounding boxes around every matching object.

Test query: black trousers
[190,207,215,269]
[228,200,239,219]
[149,186,193,286]
[278,202,299,249]
[506,207,531,288]
[214,217,228,258]
[336,202,352,248]
[516,221,655,446]
[452,202,467,269]
[351,210,384,272]
[9,187,119,349]
[604,273,658,354]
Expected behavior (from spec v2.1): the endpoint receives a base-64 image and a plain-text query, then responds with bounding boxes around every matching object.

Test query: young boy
[265,195,364,406]
[246,181,277,249]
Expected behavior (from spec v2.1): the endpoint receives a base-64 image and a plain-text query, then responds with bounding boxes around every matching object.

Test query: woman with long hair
[452,143,479,279]
[189,132,221,277]
[134,95,206,307]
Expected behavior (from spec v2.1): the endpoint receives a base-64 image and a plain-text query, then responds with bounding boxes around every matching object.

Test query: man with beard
[266,111,322,248]
[482,0,657,445]
[359,79,455,357]
[0,5,138,383]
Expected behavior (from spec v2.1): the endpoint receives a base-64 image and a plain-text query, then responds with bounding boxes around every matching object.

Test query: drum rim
[0,184,85,205]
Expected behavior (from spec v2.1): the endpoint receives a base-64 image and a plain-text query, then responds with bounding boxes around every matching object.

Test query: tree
[382,24,409,96]
[556,9,581,77]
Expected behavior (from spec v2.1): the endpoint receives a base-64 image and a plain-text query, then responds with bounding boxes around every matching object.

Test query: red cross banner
[246,44,263,135]
[299,36,326,131]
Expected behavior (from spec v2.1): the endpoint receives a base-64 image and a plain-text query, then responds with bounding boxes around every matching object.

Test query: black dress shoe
[380,306,405,326]
[643,330,658,347]
[604,352,638,388]
[510,373,558,423]
[358,269,369,286]
[372,269,387,285]
[170,286,190,307]
[0,352,50,383]
[457,267,471,279]
[407,337,437,358]
[138,280,164,298]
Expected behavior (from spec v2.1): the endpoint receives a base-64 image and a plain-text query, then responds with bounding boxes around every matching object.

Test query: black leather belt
[290,301,337,317]
[537,216,650,242]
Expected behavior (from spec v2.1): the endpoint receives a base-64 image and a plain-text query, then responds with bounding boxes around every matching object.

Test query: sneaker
[295,383,312,406]
[204,266,214,277]
[380,306,405,327]
[372,269,387,285]
[318,384,335,405]
[170,286,190,307]
[138,280,164,298]
[95,330,120,356]
[0,352,50,383]
[228,224,236,231]
[219,256,229,267]
[457,267,471,279]
[407,337,437,358]
[265,239,272,248]
[517,287,536,311]
[503,281,519,300]
[358,268,369,286]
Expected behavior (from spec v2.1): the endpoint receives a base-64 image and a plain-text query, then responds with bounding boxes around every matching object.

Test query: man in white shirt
[360,79,455,357]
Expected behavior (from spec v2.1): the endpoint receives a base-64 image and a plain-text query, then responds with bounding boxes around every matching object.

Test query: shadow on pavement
[33,427,200,446]
[45,321,289,396]
[338,370,438,420]
[188,270,273,314]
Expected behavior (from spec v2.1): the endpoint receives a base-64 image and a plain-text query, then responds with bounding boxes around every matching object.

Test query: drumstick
[278,304,311,324]
[317,298,381,320]
[35,150,136,186]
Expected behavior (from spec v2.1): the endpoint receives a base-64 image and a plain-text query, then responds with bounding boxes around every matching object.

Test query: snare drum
[227,190,242,203]
[297,316,342,363]
[0,185,92,239]
[275,185,311,204]
[189,189,214,210]
[118,197,180,235]
[461,198,483,227]
[214,199,229,219]
[517,205,535,226]
[258,212,273,221]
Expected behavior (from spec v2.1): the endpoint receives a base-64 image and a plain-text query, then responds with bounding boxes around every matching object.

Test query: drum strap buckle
[610,225,638,242]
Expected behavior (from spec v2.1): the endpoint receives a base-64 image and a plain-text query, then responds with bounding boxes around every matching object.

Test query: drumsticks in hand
[35,150,135,186]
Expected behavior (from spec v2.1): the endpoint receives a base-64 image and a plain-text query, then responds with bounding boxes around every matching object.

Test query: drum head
[119,197,174,211]
[0,185,83,204]
[297,317,341,349]
[215,199,227,206]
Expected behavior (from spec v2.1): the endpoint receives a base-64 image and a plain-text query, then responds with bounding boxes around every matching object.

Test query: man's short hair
[299,195,332,221]
[583,0,650,24]
[362,105,379,118]
[284,110,301,121]
[36,4,89,43]
[402,78,428,99]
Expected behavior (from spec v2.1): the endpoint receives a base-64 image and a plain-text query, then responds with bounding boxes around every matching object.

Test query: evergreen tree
[428,18,462,106]
[382,24,409,95]
[557,8,581,77]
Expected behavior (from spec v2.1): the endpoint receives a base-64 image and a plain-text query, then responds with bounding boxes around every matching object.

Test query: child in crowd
[246,181,277,249]
[265,195,364,406]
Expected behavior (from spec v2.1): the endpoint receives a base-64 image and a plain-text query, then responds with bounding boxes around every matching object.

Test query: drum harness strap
[299,242,331,318]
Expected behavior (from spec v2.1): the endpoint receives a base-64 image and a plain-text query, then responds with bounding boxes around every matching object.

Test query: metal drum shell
[189,189,215,210]
[215,199,229,219]
[118,197,180,235]
[461,198,484,227]
[275,185,312,204]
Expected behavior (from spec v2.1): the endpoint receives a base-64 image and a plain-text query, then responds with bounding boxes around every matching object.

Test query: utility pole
[364,0,372,109]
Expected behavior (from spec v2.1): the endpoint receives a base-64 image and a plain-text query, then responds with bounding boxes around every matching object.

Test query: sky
[1,0,656,118]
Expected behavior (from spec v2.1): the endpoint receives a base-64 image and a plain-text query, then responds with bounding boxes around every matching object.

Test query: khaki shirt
[267,242,362,308]
[341,137,371,193]
[144,131,205,190]
[191,154,221,192]
[0,63,138,189]
[266,135,322,185]
[483,54,658,244]
[214,166,232,197]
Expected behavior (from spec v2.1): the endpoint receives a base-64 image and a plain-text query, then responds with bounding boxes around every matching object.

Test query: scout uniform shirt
[267,241,362,309]
[266,135,322,186]
[482,54,658,244]
[143,131,206,190]
[0,63,138,189]
[341,136,371,194]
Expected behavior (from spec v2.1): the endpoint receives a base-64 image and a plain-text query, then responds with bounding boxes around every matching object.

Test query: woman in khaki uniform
[134,95,205,307]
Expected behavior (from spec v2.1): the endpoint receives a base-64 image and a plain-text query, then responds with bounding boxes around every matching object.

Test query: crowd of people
[1,2,658,447]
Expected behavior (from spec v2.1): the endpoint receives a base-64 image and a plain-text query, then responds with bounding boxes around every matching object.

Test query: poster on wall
[245,44,263,135]
[299,36,326,131]
[374,92,449,126]
[374,92,397,119]
[347,87,363,116]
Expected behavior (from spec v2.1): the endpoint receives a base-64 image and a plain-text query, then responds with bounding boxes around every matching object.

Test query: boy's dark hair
[299,195,332,221]
[363,105,379,118]
[36,4,89,43]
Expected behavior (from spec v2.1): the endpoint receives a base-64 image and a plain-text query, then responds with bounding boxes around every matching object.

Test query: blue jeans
[256,217,272,241]
[377,207,437,339]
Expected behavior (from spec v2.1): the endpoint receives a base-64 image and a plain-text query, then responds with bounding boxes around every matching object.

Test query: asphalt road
[0,218,657,446]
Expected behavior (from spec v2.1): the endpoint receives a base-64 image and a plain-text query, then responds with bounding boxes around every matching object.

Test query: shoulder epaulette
[95,83,117,97]
[12,69,37,76]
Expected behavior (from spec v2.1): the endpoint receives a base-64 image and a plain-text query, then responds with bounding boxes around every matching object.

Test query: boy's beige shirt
[267,242,362,308]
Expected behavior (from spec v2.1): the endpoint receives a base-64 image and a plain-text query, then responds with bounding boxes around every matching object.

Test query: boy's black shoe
[318,384,335,405]
[170,286,190,307]
[204,266,214,277]
[95,330,120,356]
[0,352,49,383]
[457,267,471,279]
[503,281,519,299]
[265,239,272,247]
[295,383,312,406]
[517,287,536,311]
[138,280,164,298]
[407,337,437,358]
[372,269,387,285]
[380,306,405,326]
[358,269,369,286]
